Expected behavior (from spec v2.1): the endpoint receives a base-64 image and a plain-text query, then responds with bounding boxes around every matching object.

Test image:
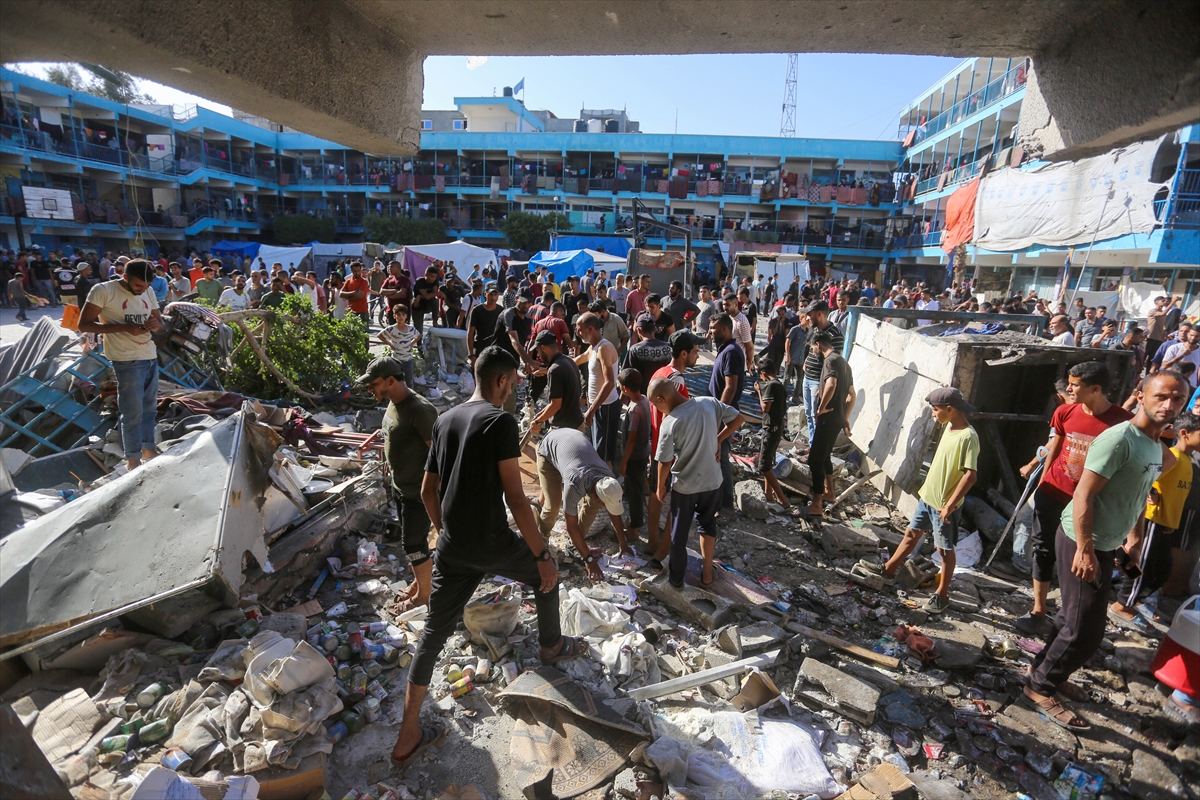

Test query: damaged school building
[1,277,1196,800]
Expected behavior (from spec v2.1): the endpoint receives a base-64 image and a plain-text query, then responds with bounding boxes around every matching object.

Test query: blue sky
[423,54,965,140]
[11,53,965,142]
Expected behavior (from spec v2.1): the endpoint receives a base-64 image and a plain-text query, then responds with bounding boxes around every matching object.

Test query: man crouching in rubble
[78,258,163,471]
[391,345,587,769]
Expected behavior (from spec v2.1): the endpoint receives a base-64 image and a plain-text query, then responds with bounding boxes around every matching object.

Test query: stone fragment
[734,480,769,520]
[646,574,735,631]
[820,523,881,558]
[614,767,639,799]
[996,703,1078,758]
[897,558,939,590]
[798,657,880,725]
[716,625,742,657]
[737,621,786,652]
[657,653,686,678]
[1129,749,1187,800]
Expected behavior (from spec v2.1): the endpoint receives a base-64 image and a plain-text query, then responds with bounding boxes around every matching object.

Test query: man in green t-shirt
[1023,370,1188,732]
[858,387,978,615]
[195,266,223,304]
[358,356,439,614]
[259,277,288,309]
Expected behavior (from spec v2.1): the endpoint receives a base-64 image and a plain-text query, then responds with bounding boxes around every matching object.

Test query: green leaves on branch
[362,215,447,247]
[221,294,370,403]
[501,211,571,252]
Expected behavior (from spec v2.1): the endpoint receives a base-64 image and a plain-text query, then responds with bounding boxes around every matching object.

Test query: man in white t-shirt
[78,259,163,470]
[218,274,251,311]
[916,288,940,326]
[1048,314,1074,346]
[291,272,320,311]
[1161,327,1200,377]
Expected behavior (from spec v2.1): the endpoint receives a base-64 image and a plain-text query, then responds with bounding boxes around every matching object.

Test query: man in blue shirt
[150,264,170,308]
[708,313,746,511]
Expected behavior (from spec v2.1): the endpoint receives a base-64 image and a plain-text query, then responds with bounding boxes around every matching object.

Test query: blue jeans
[112,359,159,459]
[802,377,821,443]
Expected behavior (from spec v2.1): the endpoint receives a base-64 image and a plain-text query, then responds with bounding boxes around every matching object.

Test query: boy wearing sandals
[1022,370,1189,732]
[857,387,978,614]
[390,347,586,769]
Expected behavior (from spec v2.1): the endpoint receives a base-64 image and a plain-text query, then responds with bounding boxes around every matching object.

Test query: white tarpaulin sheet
[1121,281,1172,319]
[404,240,498,271]
[974,136,1168,251]
[256,245,313,269]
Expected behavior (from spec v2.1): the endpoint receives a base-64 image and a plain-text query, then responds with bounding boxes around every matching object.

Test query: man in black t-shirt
[531,330,584,431]
[73,262,96,306]
[755,357,791,512]
[410,266,442,334]
[465,281,502,363]
[492,292,535,413]
[627,314,672,379]
[801,300,844,443]
[393,347,586,770]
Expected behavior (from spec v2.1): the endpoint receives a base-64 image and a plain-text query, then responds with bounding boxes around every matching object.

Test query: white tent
[403,240,498,273]
[255,244,313,271]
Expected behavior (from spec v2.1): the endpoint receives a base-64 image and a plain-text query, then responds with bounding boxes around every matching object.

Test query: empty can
[137,683,167,709]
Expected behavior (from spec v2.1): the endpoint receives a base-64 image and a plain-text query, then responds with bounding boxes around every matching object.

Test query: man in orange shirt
[341,261,372,327]
[188,257,205,289]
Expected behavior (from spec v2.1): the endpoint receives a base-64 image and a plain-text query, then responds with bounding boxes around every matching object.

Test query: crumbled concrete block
[646,574,734,631]
[734,480,769,520]
[797,657,880,724]
[1129,750,1187,800]
[737,621,786,652]
[821,522,882,558]
[897,558,939,590]
[657,653,686,678]
[716,625,742,657]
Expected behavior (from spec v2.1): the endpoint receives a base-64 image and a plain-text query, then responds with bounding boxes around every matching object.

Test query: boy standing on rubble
[857,387,978,614]
[392,346,585,770]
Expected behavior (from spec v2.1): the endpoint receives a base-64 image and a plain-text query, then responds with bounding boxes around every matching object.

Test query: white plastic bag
[357,539,379,570]
[560,588,629,638]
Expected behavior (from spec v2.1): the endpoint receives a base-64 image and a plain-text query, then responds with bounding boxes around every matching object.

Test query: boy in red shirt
[1015,362,1132,636]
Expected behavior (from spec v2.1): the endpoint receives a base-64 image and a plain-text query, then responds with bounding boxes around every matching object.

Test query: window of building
[421,119,432,130]
[453,119,467,131]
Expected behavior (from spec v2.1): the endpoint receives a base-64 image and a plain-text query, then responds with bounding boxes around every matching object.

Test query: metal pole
[1068,180,1115,306]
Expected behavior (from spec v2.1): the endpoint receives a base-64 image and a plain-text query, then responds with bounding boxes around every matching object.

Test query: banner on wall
[974,136,1167,252]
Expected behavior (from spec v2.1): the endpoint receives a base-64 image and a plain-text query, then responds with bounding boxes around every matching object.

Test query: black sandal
[544,635,587,664]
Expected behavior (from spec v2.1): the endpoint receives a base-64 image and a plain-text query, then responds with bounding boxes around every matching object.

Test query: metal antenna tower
[780,53,798,137]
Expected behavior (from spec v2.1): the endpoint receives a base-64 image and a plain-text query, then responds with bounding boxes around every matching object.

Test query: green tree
[501,211,571,252]
[271,214,336,244]
[219,294,370,402]
[45,64,87,91]
[362,215,447,246]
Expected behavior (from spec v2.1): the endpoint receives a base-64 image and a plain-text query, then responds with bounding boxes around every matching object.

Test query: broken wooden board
[785,621,901,670]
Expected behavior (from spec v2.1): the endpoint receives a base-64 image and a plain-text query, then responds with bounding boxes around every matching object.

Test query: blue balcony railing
[901,64,1027,147]
[1166,168,1200,229]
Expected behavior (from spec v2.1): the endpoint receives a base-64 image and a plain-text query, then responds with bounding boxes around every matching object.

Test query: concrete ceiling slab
[1,0,1196,158]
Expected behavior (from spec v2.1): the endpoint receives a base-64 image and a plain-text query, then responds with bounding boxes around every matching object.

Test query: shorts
[908,499,960,551]
[759,428,783,475]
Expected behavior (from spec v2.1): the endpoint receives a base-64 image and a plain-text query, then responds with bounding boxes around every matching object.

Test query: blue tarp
[529,249,626,279]
[549,235,633,257]
[211,241,260,262]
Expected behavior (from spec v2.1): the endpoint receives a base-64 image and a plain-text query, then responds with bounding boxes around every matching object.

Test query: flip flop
[1107,608,1150,633]
[544,635,587,665]
[390,724,446,769]
[1018,685,1090,731]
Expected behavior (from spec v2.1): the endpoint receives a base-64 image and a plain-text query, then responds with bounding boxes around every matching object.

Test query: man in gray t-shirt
[648,378,744,588]
[536,428,629,579]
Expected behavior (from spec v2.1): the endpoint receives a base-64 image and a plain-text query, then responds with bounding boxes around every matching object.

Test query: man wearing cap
[530,329,584,431]
[627,313,672,383]
[858,387,979,614]
[359,357,439,614]
[801,300,845,443]
[535,427,631,581]
[466,281,503,365]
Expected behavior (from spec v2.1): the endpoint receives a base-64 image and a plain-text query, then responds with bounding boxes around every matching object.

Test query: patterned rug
[500,667,648,798]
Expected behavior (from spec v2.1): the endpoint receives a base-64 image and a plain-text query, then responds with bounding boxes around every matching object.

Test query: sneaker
[1014,612,1051,637]
[923,593,950,614]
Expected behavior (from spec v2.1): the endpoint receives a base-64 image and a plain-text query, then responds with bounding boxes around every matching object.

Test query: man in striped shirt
[722,293,754,366]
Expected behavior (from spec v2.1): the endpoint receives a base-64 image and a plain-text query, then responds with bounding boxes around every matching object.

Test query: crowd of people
[6,243,1198,751]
